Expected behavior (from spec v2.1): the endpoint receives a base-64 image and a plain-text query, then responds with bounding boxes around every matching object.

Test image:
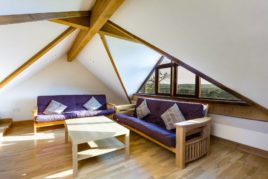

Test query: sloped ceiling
[76,34,129,103]
[0,21,79,93]
[0,21,69,82]
[0,0,95,15]
[111,0,268,108]
[104,35,161,95]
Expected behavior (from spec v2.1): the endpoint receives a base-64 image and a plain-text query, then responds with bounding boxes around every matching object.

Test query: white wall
[77,34,129,103]
[105,35,161,95]
[111,0,268,108]
[210,114,268,151]
[111,0,268,150]
[0,58,125,121]
[0,21,69,82]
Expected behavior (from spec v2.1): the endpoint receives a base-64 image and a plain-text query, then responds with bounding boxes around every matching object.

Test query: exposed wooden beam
[49,16,91,30]
[0,11,90,25]
[67,0,124,61]
[0,27,75,89]
[100,22,138,43]
[99,33,131,104]
[107,20,268,115]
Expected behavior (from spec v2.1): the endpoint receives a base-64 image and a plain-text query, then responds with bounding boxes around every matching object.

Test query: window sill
[134,93,247,105]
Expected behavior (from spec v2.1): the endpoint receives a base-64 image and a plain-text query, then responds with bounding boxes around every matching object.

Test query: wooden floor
[0,122,268,179]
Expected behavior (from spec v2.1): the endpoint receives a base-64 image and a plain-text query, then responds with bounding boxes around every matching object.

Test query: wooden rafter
[99,33,131,104]
[67,0,124,61]
[107,21,268,114]
[49,16,91,30]
[0,27,75,89]
[0,11,90,25]
[100,22,138,43]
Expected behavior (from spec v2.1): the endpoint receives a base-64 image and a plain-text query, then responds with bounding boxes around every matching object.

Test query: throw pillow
[43,100,67,115]
[161,104,185,130]
[83,97,102,110]
[136,100,150,119]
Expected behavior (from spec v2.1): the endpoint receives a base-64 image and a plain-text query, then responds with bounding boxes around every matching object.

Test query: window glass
[158,68,171,94]
[200,79,240,100]
[160,57,172,65]
[177,67,196,95]
[138,73,155,94]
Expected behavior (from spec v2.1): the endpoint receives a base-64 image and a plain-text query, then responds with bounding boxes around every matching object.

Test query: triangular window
[138,59,242,102]
[139,73,156,94]
[200,78,240,101]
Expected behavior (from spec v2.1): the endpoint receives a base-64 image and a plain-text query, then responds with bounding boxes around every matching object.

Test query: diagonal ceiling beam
[100,22,138,43]
[0,27,75,89]
[99,33,131,103]
[67,0,124,62]
[0,11,90,25]
[49,15,91,30]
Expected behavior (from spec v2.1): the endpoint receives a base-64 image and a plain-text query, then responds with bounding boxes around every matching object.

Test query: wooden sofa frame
[32,103,115,134]
[114,103,211,169]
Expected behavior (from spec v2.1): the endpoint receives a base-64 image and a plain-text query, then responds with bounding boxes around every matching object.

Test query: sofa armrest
[176,117,211,132]
[175,117,211,169]
[107,102,116,109]
[114,104,136,115]
[32,108,38,118]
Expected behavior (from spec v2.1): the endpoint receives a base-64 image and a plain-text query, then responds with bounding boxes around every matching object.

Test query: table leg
[72,143,78,177]
[125,131,130,160]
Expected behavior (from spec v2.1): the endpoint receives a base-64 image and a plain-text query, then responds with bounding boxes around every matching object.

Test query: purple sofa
[116,98,207,147]
[36,95,115,122]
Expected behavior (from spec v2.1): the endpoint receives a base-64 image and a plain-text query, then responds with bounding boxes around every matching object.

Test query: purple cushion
[37,95,107,115]
[116,113,176,147]
[36,112,77,122]
[71,109,115,118]
[135,98,206,127]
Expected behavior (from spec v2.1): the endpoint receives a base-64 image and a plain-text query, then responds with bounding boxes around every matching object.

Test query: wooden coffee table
[64,116,130,177]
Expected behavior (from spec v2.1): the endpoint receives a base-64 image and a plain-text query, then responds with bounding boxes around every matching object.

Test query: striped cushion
[83,97,102,110]
[161,104,185,130]
[136,100,150,119]
[43,100,67,115]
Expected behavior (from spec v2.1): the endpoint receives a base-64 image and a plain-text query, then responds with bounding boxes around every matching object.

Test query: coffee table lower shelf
[77,137,125,161]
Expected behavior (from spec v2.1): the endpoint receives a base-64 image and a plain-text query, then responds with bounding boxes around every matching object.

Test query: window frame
[155,64,173,96]
[137,60,243,104]
[174,65,199,98]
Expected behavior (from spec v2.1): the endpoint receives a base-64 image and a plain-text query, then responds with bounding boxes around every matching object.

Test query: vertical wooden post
[72,143,78,177]
[34,125,37,135]
[176,126,186,169]
[64,122,68,143]
[125,130,130,160]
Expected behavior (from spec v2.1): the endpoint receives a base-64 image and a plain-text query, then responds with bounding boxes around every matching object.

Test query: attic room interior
[0,0,268,178]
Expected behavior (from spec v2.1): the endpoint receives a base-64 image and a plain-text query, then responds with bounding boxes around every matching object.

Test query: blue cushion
[36,112,77,122]
[36,109,115,122]
[72,109,115,118]
[116,113,176,147]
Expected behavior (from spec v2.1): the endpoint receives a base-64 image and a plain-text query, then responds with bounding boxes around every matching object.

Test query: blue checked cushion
[136,100,151,119]
[83,97,102,110]
[161,104,185,130]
